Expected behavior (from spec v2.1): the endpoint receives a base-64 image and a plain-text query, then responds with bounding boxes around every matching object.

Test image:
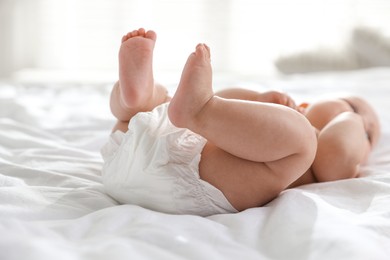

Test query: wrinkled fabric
[101,103,238,216]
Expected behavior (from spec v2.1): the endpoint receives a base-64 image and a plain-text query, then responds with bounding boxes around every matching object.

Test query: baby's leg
[169,44,316,164]
[168,44,317,210]
[110,28,170,131]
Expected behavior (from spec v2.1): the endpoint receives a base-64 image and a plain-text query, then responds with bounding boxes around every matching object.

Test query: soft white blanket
[1,69,390,260]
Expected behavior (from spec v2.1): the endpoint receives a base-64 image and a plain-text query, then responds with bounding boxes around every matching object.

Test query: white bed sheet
[1,68,390,260]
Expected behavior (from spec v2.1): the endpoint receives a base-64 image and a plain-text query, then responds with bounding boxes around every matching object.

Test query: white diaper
[101,103,238,216]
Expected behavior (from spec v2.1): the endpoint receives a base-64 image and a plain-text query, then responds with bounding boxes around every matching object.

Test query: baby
[101,28,380,216]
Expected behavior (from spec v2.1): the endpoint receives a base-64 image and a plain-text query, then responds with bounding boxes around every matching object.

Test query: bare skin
[110,28,317,211]
[290,97,380,187]
[110,28,169,131]
[109,28,380,211]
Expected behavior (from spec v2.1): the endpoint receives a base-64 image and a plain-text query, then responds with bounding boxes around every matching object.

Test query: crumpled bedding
[1,68,390,260]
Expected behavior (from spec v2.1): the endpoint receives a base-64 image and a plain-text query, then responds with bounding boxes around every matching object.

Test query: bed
[1,68,390,260]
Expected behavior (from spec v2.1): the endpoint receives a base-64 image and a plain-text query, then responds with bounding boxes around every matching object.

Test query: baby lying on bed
[101,28,380,216]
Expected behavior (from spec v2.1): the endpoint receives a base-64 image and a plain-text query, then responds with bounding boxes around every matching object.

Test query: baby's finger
[285,96,297,109]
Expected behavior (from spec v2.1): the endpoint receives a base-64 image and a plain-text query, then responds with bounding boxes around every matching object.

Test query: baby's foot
[119,28,156,109]
[168,44,214,129]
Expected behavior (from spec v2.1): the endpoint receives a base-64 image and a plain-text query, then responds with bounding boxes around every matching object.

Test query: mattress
[1,68,390,259]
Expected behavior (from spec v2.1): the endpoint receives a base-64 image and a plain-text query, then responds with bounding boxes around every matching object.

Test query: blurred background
[1,0,390,83]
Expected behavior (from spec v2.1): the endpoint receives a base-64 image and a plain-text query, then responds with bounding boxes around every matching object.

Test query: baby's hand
[258,91,298,110]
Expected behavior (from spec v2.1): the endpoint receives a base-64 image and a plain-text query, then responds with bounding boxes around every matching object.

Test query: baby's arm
[313,111,369,181]
[215,88,298,110]
[304,97,379,182]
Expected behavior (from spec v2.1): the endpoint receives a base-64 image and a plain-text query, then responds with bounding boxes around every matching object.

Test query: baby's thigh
[199,143,294,212]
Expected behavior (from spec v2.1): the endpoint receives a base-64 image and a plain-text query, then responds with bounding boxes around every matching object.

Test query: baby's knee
[298,126,318,176]
[270,124,317,188]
